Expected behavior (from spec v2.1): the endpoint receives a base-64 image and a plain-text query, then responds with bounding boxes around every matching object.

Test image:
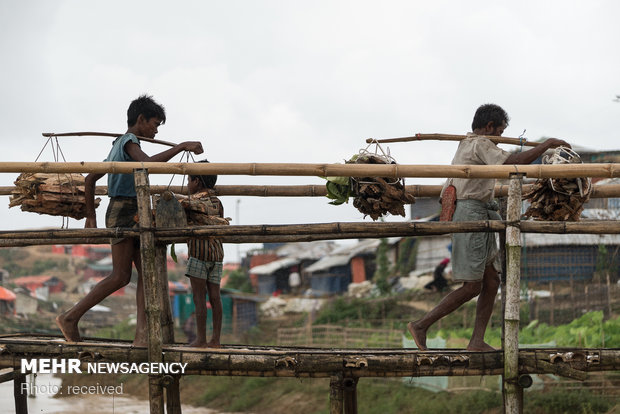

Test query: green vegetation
[226,268,253,293]
[0,248,67,276]
[424,311,620,349]
[396,237,418,276]
[313,296,401,325]
[93,318,136,341]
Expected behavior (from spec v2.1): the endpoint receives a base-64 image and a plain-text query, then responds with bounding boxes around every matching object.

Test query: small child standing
[181,161,227,348]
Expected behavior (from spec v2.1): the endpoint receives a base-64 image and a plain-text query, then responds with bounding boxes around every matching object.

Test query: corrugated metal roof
[250,257,299,275]
[522,233,620,246]
[305,239,381,273]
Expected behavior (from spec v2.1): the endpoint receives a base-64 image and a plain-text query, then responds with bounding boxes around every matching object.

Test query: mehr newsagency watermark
[19,358,188,396]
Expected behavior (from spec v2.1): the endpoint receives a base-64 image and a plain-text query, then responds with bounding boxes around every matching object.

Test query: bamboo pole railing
[2,183,620,199]
[1,220,620,242]
[365,133,540,147]
[2,161,620,179]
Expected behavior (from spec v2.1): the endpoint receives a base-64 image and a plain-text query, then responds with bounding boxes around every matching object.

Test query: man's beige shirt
[446,133,511,202]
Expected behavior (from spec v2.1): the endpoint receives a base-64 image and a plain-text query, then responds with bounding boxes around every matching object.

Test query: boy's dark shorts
[185,259,222,284]
[105,197,139,245]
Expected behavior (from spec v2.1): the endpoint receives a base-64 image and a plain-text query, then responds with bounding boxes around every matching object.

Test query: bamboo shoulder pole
[1,161,620,179]
[504,174,524,414]
[42,131,176,147]
[366,133,539,147]
[134,169,165,414]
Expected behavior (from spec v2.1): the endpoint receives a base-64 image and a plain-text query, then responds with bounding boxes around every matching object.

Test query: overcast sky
[1,1,619,262]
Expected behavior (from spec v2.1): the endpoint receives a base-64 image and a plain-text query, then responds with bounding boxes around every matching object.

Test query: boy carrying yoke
[56,94,204,346]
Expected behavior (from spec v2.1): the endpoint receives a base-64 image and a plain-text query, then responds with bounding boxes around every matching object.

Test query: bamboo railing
[2,183,620,198]
[2,161,620,179]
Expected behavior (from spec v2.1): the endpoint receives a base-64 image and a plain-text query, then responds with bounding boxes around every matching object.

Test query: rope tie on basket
[518,129,527,153]
[542,146,592,197]
[34,136,74,228]
[357,141,400,185]
[166,150,195,198]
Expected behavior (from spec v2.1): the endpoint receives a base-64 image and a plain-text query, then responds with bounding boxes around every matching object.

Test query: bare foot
[407,321,428,351]
[56,313,81,342]
[466,341,496,351]
[206,339,221,349]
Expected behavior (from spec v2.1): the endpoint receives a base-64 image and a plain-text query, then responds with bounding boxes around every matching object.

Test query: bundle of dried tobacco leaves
[522,147,591,221]
[9,172,100,220]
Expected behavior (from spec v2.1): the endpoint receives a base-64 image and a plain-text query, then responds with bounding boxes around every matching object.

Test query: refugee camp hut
[14,289,38,315]
[521,233,620,283]
[392,215,452,274]
[0,286,16,316]
[304,239,386,295]
[250,241,336,295]
[11,275,65,300]
[174,288,262,336]
[251,257,300,295]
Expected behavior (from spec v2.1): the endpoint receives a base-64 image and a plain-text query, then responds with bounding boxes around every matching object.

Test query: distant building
[0,286,16,316]
[173,288,262,336]
[249,242,336,295]
[304,239,387,295]
[12,275,65,300]
[521,233,620,283]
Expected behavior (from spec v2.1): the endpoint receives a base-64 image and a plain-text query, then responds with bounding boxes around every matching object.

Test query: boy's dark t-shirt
[106,133,140,197]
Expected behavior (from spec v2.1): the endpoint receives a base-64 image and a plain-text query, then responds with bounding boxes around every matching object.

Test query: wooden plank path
[0,334,618,380]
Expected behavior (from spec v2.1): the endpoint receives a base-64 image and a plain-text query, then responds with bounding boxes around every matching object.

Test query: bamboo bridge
[0,161,620,414]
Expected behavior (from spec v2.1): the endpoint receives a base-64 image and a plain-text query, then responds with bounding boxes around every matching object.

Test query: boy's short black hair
[127,95,166,127]
[471,103,510,130]
[190,159,217,189]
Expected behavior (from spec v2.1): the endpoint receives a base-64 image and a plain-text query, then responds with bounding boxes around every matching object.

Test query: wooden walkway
[0,334,618,380]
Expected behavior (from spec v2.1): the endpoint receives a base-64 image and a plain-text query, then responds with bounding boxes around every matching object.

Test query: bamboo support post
[14,372,28,414]
[365,133,539,147]
[504,173,524,414]
[134,169,165,414]
[343,377,359,414]
[330,373,344,414]
[156,244,182,414]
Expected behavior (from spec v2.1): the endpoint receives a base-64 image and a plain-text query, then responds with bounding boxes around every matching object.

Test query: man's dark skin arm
[503,138,570,165]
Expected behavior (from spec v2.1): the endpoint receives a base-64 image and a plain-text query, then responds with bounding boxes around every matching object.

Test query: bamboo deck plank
[0,335,617,379]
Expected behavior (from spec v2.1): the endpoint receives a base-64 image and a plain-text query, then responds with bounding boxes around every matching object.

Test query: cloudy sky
[1,1,619,262]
